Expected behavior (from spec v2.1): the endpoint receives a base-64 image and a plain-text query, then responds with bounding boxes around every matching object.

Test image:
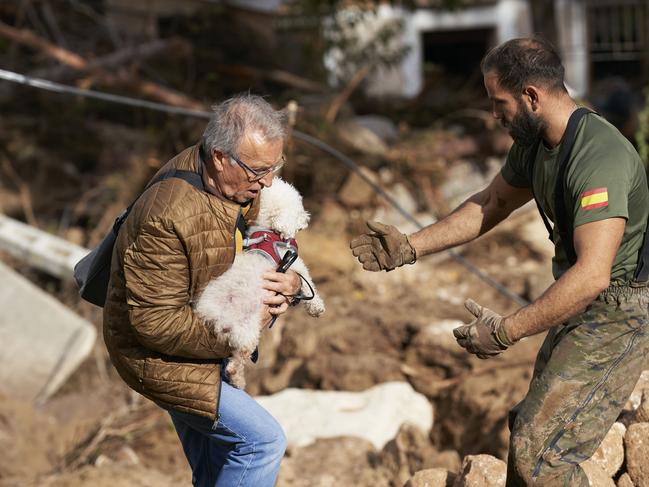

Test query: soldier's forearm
[503,262,609,341]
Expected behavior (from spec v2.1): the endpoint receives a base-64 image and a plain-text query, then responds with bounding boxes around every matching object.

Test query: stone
[278,437,391,487]
[624,422,649,487]
[624,370,649,411]
[0,260,96,403]
[380,423,437,485]
[581,460,615,487]
[353,115,399,144]
[336,118,389,156]
[405,468,455,487]
[255,381,433,449]
[617,473,635,487]
[337,166,379,208]
[431,450,462,474]
[452,454,506,487]
[518,215,556,259]
[588,422,625,477]
[405,320,471,378]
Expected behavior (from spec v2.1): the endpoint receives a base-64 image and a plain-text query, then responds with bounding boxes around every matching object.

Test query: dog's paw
[305,295,325,317]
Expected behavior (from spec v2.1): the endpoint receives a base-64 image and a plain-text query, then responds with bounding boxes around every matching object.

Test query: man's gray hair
[201,94,287,158]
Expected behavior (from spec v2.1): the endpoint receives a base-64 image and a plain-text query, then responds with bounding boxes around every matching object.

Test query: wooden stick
[324,64,371,123]
[0,20,205,111]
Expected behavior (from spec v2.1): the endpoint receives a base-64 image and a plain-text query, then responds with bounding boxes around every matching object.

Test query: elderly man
[103,94,300,486]
[351,38,649,486]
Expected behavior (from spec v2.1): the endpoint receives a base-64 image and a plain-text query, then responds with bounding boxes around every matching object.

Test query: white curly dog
[195,177,325,388]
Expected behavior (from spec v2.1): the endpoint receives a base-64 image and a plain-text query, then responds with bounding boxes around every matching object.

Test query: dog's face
[256,178,310,238]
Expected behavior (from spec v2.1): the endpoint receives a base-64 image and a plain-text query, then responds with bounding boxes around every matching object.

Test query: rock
[624,370,649,411]
[431,450,462,474]
[297,230,356,281]
[337,118,389,156]
[353,115,399,144]
[517,213,556,259]
[587,422,625,477]
[255,381,433,449]
[380,423,437,485]
[337,166,379,208]
[278,437,391,487]
[405,320,471,380]
[312,197,349,234]
[624,422,649,487]
[452,454,506,487]
[581,460,615,487]
[440,158,500,210]
[634,390,649,423]
[617,473,635,487]
[623,389,649,428]
[405,468,455,487]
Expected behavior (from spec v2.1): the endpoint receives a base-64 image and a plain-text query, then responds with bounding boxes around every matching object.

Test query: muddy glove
[350,221,416,272]
[453,299,515,359]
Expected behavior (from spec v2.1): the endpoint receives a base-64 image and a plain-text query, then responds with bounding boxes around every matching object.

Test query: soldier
[351,38,649,486]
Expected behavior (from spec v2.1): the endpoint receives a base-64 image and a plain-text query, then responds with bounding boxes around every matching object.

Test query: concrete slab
[0,260,96,403]
[0,213,89,280]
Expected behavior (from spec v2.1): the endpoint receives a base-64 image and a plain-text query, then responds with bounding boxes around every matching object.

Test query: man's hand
[453,299,515,359]
[350,221,416,272]
[261,270,301,323]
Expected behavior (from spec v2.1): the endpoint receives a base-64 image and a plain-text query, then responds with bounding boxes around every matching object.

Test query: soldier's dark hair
[481,38,567,96]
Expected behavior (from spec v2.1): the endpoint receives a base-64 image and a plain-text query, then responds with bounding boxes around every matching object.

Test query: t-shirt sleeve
[567,142,632,228]
[501,143,532,188]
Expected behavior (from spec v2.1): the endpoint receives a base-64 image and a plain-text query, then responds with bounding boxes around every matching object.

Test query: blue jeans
[168,379,287,487]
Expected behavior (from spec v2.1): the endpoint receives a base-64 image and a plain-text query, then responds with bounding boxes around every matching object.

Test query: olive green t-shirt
[501,112,649,283]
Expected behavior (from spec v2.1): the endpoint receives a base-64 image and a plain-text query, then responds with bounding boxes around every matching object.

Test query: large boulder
[256,381,433,450]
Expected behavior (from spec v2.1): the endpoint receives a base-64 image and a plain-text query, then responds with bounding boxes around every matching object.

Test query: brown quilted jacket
[103,145,259,420]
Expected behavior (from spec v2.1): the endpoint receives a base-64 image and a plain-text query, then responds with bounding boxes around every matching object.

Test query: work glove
[453,299,515,359]
[350,221,416,272]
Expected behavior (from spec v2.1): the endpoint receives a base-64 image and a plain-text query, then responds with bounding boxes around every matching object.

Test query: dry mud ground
[0,207,549,487]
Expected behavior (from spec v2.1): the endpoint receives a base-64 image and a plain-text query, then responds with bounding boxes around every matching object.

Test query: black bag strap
[554,107,593,265]
[113,157,205,234]
[634,228,649,284]
[529,107,593,265]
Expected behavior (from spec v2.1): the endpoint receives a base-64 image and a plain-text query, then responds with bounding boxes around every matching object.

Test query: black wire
[0,68,529,306]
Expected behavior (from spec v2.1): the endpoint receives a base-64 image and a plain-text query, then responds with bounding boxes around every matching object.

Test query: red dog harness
[244,228,298,265]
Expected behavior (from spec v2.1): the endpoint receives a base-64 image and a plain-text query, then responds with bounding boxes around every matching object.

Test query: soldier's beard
[506,102,546,148]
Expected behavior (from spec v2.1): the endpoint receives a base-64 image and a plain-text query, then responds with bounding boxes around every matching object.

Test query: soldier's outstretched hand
[350,221,416,272]
[453,299,515,359]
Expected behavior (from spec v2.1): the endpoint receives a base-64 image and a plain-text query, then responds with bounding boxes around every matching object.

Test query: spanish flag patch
[580,188,608,210]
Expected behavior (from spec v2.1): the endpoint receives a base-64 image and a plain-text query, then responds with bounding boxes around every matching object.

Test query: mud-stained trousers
[506,285,649,486]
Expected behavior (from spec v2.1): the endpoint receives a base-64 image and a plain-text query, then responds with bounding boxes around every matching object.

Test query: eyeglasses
[228,153,286,181]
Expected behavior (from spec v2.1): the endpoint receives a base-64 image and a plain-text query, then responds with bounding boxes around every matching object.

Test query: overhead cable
[0,68,529,306]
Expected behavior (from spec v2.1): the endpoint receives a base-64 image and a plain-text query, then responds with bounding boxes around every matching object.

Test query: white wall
[354,1,533,98]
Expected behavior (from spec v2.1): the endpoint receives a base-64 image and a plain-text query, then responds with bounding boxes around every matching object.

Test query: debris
[0,260,96,403]
[255,381,433,449]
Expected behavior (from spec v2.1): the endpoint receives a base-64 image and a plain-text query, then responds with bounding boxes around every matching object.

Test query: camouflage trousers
[506,285,649,486]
